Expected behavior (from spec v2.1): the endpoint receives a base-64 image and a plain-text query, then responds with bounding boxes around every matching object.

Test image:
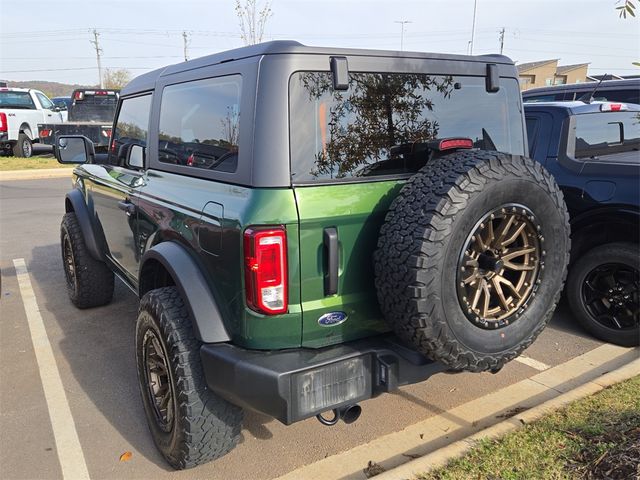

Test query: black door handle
[117,199,136,215]
[323,227,338,296]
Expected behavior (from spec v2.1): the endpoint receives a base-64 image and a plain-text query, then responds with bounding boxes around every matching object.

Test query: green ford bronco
[55,41,570,469]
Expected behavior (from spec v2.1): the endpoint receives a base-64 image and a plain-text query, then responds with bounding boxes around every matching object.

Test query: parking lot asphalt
[0,177,609,480]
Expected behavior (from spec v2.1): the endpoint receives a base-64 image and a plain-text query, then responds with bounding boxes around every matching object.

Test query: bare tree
[103,69,132,89]
[235,0,273,45]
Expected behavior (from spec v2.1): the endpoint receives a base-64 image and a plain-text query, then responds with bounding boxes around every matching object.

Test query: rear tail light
[244,227,288,315]
[102,128,112,138]
[0,113,6,133]
[40,128,52,138]
[437,138,474,151]
[74,91,85,101]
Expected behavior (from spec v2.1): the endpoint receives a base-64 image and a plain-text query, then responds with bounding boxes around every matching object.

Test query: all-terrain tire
[374,150,570,372]
[60,212,114,308]
[13,133,33,158]
[136,287,243,470]
[566,242,639,347]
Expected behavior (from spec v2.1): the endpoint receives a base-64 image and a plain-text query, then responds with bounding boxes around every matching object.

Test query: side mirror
[53,106,61,112]
[55,135,94,164]
[128,144,145,169]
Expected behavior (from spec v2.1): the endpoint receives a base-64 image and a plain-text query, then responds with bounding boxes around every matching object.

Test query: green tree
[617,0,636,17]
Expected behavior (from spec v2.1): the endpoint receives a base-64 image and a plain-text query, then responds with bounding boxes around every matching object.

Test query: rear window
[289,72,525,183]
[0,91,35,109]
[573,111,640,161]
[158,75,241,173]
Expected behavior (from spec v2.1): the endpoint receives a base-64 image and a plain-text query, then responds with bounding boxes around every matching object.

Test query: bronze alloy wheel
[457,204,544,329]
[143,329,174,432]
[62,234,76,290]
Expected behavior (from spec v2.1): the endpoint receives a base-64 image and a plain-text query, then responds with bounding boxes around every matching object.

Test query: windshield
[0,91,36,110]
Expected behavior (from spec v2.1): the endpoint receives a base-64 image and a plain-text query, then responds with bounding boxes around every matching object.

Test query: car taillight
[102,128,112,138]
[600,103,627,112]
[438,138,474,150]
[244,227,288,315]
[0,113,6,133]
[40,128,51,138]
[74,91,85,101]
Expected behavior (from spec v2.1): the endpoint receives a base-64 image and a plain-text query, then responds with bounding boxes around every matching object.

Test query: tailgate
[293,181,403,348]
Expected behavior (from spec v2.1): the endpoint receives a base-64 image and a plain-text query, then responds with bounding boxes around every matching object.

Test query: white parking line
[13,258,90,480]
[514,354,551,371]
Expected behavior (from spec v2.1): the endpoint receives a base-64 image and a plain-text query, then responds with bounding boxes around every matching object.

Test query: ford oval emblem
[318,311,348,327]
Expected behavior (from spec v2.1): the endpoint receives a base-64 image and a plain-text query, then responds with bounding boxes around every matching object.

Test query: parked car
[0,87,63,157]
[522,79,640,104]
[38,89,119,151]
[51,96,72,122]
[524,100,639,346]
[54,41,570,469]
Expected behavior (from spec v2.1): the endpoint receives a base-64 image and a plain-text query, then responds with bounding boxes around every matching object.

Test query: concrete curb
[0,168,73,182]
[373,356,640,480]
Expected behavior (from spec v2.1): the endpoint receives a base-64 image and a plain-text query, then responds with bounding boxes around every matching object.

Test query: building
[517,60,590,91]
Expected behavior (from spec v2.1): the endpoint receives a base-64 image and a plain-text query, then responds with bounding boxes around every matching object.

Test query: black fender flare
[140,242,232,343]
[65,189,105,261]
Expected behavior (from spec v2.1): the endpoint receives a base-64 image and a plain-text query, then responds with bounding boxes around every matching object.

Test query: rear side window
[110,94,152,166]
[592,89,640,104]
[158,75,241,173]
[289,72,525,183]
[573,111,640,161]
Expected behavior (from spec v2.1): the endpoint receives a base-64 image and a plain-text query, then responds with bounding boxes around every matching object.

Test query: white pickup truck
[0,87,64,157]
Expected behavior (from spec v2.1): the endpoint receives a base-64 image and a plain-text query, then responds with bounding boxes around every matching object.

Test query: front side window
[573,111,640,161]
[158,75,241,173]
[290,72,524,182]
[110,94,152,167]
[36,93,54,110]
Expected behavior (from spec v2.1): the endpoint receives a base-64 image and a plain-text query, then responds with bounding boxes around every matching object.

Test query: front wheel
[13,133,33,158]
[60,212,114,308]
[136,287,243,469]
[567,243,639,346]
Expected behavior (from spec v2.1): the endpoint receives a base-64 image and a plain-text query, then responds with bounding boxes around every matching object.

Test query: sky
[0,0,638,85]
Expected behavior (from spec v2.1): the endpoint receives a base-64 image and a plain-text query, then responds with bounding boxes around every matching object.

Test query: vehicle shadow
[28,242,274,471]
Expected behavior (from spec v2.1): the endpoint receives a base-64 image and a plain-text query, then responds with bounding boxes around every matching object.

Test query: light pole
[469,0,478,55]
[394,20,412,51]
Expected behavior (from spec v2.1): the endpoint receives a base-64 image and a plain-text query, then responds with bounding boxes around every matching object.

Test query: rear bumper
[200,335,446,425]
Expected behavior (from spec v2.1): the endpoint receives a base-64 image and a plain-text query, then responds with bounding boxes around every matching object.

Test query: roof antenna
[577,75,606,104]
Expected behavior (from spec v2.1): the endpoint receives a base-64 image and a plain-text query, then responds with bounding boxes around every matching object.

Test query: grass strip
[416,375,640,480]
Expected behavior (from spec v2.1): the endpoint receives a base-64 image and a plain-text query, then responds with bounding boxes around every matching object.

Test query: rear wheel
[567,243,639,346]
[375,150,570,372]
[13,133,33,158]
[136,287,243,469]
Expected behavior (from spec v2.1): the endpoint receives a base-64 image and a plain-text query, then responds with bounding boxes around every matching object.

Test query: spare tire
[374,150,570,372]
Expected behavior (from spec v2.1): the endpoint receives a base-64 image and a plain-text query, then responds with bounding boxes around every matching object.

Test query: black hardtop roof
[122,40,514,95]
[524,100,640,115]
[522,78,640,96]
